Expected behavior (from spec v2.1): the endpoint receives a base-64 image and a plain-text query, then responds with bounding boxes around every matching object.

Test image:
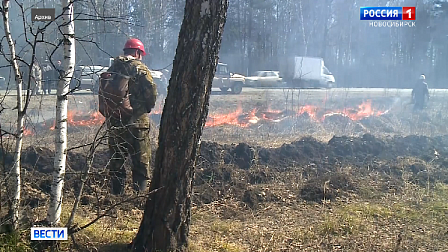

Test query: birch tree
[46,0,75,225]
[131,0,229,250]
[1,0,25,231]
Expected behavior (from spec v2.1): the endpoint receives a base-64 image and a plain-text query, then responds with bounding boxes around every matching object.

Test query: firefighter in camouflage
[106,38,158,195]
[30,61,42,95]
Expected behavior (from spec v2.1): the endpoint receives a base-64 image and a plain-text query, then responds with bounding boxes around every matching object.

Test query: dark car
[0,76,6,89]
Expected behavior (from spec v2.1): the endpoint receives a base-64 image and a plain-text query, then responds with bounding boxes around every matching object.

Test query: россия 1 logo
[360,7,416,27]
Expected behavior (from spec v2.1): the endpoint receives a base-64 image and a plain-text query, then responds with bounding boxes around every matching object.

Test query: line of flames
[205,100,386,127]
[20,100,385,136]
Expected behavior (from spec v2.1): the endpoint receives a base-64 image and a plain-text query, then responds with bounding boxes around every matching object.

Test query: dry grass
[3,194,447,251]
[187,183,448,251]
[2,91,448,251]
[4,177,443,252]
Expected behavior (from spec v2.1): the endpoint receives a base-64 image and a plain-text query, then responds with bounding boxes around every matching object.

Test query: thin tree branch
[67,188,161,235]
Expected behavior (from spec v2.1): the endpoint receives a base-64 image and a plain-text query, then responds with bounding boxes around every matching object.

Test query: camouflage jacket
[41,64,53,80]
[107,55,158,125]
[31,63,42,80]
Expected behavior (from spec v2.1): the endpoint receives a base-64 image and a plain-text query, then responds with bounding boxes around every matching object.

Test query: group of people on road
[30,60,63,95]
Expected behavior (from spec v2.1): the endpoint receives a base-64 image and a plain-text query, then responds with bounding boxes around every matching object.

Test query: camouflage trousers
[107,114,151,194]
[31,79,42,95]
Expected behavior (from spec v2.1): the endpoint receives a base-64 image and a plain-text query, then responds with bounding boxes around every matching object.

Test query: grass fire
[1,90,448,251]
[0,0,447,250]
[22,99,389,136]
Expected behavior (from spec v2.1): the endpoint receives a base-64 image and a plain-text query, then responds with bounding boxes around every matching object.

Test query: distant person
[52,60,63,89]
[41,60,53,95]
[411,74,429,111]
[98,38,158,195]
[30,61,42,95]
[55,60,63,76]
[159,69,169,97]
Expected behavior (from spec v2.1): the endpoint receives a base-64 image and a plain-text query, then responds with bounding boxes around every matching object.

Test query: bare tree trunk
[237,0,243,71]
[1,0,24,231]
[298,0,307,56]
[131,0,228,251]
[46,0,75,225]
[247,0,253,75]
[321,0,333,59]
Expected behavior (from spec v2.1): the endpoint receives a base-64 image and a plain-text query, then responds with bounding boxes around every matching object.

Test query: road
[2,87,447,97]
[211,87,448,97]
[206,88,448,109]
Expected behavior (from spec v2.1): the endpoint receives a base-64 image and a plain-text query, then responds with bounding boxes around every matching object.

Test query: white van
[279,56,336,88]
[71,65,108,92]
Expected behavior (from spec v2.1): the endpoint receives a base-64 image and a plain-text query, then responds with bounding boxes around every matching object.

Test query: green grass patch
[0,231,32,252]
[316,210,365,237]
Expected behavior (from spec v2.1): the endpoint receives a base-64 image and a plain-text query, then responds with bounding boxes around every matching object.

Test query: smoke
[382,96,403,115]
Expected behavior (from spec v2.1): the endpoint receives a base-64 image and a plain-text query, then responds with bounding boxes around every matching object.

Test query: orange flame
[204,100,386,127]
[67,110,105,126]
[322,100,385,121]
[50,120,56,130]
[150,100,164,115]
[206,103,246,127]
[48,110,105,131]
[239,108,260,127]
[37,100,385,133]
[344,100,385,120]
[23,127,33,136]
[298,105,319,121]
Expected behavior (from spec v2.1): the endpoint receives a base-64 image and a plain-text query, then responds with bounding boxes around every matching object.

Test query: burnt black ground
[2,133,447,212]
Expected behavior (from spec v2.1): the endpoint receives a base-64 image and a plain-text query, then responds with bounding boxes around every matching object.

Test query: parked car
[0,76,6,89]
[245,71,283,87]
[212,63,245,94]
[149,69,168,96]
[72,65,108,93]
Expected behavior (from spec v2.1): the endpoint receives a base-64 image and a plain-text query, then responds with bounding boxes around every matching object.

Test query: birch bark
[1,0,24,231]
[46,0,75,225]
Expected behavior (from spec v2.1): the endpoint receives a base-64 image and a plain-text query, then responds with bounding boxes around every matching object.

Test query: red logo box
[402,7,416,20]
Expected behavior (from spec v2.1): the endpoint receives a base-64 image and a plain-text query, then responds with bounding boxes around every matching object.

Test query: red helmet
[123,38,146,56]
